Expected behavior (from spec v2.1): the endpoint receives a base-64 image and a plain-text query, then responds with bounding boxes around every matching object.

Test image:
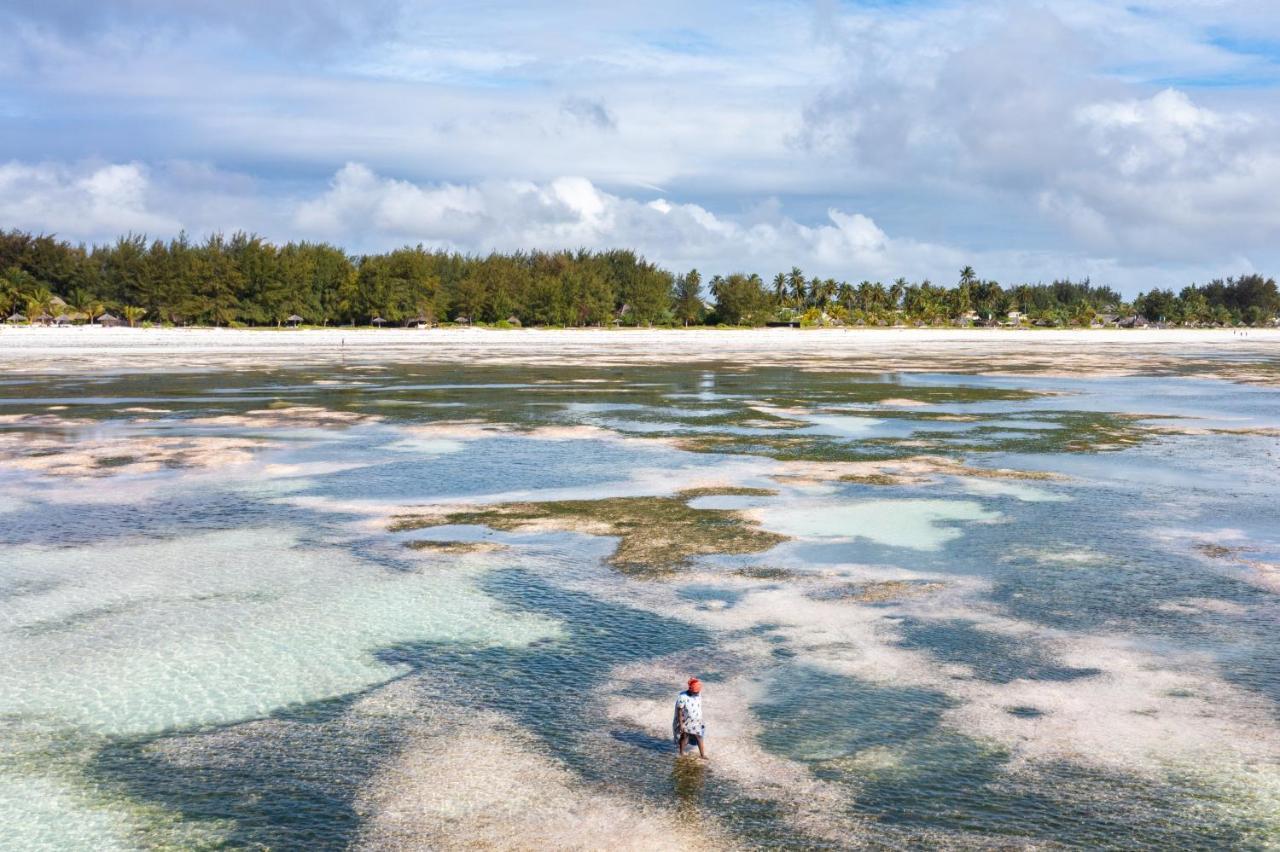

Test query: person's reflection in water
[670,755,707,817]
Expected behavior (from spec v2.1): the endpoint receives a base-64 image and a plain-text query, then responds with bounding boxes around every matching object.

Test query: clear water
[2,360,1279,849]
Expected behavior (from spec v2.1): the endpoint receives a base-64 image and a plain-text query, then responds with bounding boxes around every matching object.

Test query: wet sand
[0,325,1275,362]
[5,326,1277,389]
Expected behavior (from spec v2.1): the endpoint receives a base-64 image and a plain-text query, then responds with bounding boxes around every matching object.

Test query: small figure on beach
[673,677,707,759]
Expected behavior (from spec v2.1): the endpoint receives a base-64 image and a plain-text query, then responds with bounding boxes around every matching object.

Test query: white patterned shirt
[673,690,704,738]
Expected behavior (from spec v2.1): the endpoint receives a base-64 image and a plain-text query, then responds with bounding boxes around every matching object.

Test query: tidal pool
[1,357,1279,849]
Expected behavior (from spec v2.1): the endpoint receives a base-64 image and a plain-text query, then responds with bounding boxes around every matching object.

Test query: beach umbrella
[371,316,386,327]
[97,312,120,327]
[286,314,304,326]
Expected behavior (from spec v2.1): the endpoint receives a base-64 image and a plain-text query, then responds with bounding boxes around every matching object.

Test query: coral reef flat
[2,336,1279,849]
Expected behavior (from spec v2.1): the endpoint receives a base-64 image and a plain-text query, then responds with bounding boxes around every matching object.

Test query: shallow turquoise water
[2,362,1279,849]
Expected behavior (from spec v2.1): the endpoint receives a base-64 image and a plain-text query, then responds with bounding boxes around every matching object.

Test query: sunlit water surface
[2,361,1279,849]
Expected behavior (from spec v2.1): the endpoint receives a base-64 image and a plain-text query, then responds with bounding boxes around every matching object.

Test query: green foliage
[0,229,1275,328]
[710,272,771,325]
[672,269,704,326]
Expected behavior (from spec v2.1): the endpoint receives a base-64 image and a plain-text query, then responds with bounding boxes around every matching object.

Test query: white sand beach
[2,325,1276,380]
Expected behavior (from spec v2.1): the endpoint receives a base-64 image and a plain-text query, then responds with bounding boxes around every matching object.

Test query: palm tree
[24,287,53,324]
[69,289,105,324]
[836,282,854,311]
[122,306,147,327]
[959,266,977,288]
[709,274,725,302]
[771,272,788,306]
[813,278,836,308]
[889,278,906,311]
[786,267,807,307]
[856,281,874,312]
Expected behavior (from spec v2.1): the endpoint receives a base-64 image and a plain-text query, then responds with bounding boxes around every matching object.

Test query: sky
[1,0,1279,294]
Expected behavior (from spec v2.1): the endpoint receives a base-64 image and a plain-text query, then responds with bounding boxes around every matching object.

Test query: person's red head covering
[687,677,702,693]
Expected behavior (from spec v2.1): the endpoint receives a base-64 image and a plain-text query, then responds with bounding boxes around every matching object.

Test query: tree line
[1,229,1277,328]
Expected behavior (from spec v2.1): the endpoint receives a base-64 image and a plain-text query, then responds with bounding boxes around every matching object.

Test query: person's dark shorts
[681,733,704,746]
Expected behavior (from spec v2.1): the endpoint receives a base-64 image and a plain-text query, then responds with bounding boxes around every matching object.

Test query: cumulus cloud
[0,157,1257,290]
[801,3,1280,263]
[291,163,958,279]
[1046,89,1280,256]
[0,160,180,239]
[1,2,1277,288]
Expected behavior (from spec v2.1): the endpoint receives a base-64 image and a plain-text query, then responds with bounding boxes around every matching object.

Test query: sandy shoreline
[1,325,1276,350]
[1,326,1276,378]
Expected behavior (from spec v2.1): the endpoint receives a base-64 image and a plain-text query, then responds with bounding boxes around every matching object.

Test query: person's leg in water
[694,734,707,760]
[678,732,688,756]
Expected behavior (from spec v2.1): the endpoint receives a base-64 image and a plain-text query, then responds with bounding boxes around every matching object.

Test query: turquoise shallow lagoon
[2,358,1279,849]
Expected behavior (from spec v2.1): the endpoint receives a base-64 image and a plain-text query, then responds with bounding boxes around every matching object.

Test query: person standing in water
[673,677,707,758]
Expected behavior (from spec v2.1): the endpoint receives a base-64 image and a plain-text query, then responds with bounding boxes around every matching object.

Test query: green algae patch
[838,473,900,486]
[733,566,798,581]
[676,486,778,499]
[403,540,510,555]
[390,488,786,575]
[1195,543,1247,560]
[809,580,947,603]
[95,456,137,469]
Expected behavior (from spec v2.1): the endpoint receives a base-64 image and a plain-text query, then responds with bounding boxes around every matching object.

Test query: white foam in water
[382,437,467,455]
[0,528,561,737]
[753,498,1000,550]
[955,477,1069,502]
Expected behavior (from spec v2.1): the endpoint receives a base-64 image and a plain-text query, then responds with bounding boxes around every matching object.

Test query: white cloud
[0,2,1277,288]
[291,163,936,276]
[802,4,1280,263]
[0,157,1261,292]
[0,161,179,238]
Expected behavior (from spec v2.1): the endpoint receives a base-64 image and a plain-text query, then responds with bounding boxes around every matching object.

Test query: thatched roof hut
[7,313,27,324]
[98,312,121,327]
[286,314,304,327]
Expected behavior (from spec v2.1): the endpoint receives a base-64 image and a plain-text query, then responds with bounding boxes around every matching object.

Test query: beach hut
[7,313,26,324]
[285,314,304,328]
[97,312,121,327]
[371,316,387,328]
[34,312,53,326]
[53,313,73,326]
[404,315,429,328]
